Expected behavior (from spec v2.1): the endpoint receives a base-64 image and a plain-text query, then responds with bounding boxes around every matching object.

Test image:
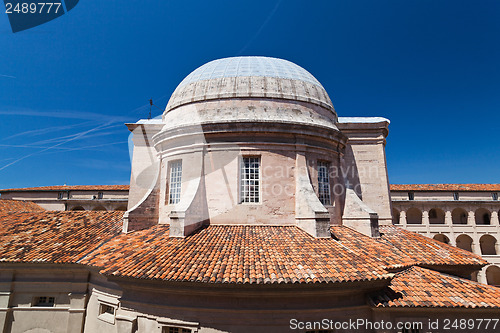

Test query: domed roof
[165,56,334,112]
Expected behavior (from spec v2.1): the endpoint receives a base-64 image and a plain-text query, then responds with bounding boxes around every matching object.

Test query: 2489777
[5,2,62,14]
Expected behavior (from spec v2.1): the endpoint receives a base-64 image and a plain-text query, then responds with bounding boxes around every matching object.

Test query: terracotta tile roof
[0,200,45,214]
[390,184,500,192]
[331,226,416,270]
[0,212,486,285]
[0,185,129,192]
[83,225,393,284]
[379,225,487,267]
[0,211,123,263]
[371,266,500,308]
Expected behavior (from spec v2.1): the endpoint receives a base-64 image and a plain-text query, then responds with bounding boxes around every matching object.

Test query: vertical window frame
[317,161,331,206]
[168,160,183,205]
[239,156,261,204]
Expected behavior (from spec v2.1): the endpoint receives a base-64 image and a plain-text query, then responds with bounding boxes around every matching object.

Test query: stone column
[468,210,475,225]
[477,270,485,284]
[422,210,429,225]
[471,241,480,255]
[445,210,452,225]
[491,211,499,226]
[495,241,500,256]
[399,210,406,226]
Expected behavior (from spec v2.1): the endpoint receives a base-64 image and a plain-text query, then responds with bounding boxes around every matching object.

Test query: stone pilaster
[468,210,475,225]
[445,210,452,225]
[399,210,406,226]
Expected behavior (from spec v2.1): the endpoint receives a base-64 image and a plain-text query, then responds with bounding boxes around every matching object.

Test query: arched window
[406,208,422,224]
[475,208,491,225]
[71,206,85,211]
[486,265,500,287]
[480,235,497,255]
[429,208,445,224]
[433,234,450,244]
[456,234,473,252]
[92,206,107,211]
[451,208,467,224]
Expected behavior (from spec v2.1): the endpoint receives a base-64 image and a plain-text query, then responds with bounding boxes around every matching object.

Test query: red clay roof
[0,211,123,263]
[0,185,129,192]
[82,225,393,284]
[371,266,500,308]
[0,200,45,214]
[390,184,500,192]
[0,211,487,285]
[81,225,486,284]
[379,225,486,267]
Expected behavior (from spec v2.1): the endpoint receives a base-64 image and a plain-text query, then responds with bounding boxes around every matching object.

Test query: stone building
[0,185,129,211]
[0,56,499,333]
[391,184,500,287]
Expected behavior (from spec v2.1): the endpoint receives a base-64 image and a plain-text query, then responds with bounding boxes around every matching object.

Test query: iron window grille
[168,161,183,204]
[317,161,331,205]
[240,157,260,203]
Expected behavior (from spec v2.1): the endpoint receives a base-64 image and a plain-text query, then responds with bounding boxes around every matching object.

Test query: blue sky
[0,0,499,188]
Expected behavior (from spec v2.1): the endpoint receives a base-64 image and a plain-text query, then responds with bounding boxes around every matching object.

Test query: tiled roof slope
[83,225,393,284]
[379,225,486,267]
[0,200,45,214]
[331,226,416,270]
[390,184,500,192]
[0,213,486,285]
[0,185,129,192]
[371,266,500,308]
[0,211,123,263]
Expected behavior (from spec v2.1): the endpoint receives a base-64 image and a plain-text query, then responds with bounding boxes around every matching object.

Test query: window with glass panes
[317,161,331,205]
[168,161,182,204]
[240,157,260,203]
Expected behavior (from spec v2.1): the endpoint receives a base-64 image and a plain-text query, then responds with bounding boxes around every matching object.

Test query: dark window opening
[453,192,459,200]
[34,296,55,307]
[97,192,103,200]
[99,303,115,315]
[408,192,414,200]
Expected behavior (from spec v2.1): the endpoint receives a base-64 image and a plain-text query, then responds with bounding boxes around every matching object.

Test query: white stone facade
[391,189,500,286]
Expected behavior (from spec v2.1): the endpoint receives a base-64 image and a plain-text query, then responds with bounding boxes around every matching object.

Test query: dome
[165,56,334,113]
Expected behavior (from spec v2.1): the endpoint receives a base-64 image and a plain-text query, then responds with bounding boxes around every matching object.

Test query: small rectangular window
[493,193,498,201]
[97,192,103,200]
[34,296,55,307]
[57,192,64,200]
[317,161,331,205]
[240,157,260,203]
[99,303,115,315]
[453,192,459,200]
[408,192,414,200]
[168,161,183,204]
[97,302,116,324]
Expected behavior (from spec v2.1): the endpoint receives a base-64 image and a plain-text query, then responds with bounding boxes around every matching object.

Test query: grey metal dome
[165,56,334,112]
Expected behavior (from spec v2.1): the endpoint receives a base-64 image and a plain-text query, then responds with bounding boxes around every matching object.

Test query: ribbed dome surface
[165,56,334,112]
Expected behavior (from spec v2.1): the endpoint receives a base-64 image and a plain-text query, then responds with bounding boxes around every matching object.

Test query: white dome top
[165,56,334,112]
[177,56,323,88]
